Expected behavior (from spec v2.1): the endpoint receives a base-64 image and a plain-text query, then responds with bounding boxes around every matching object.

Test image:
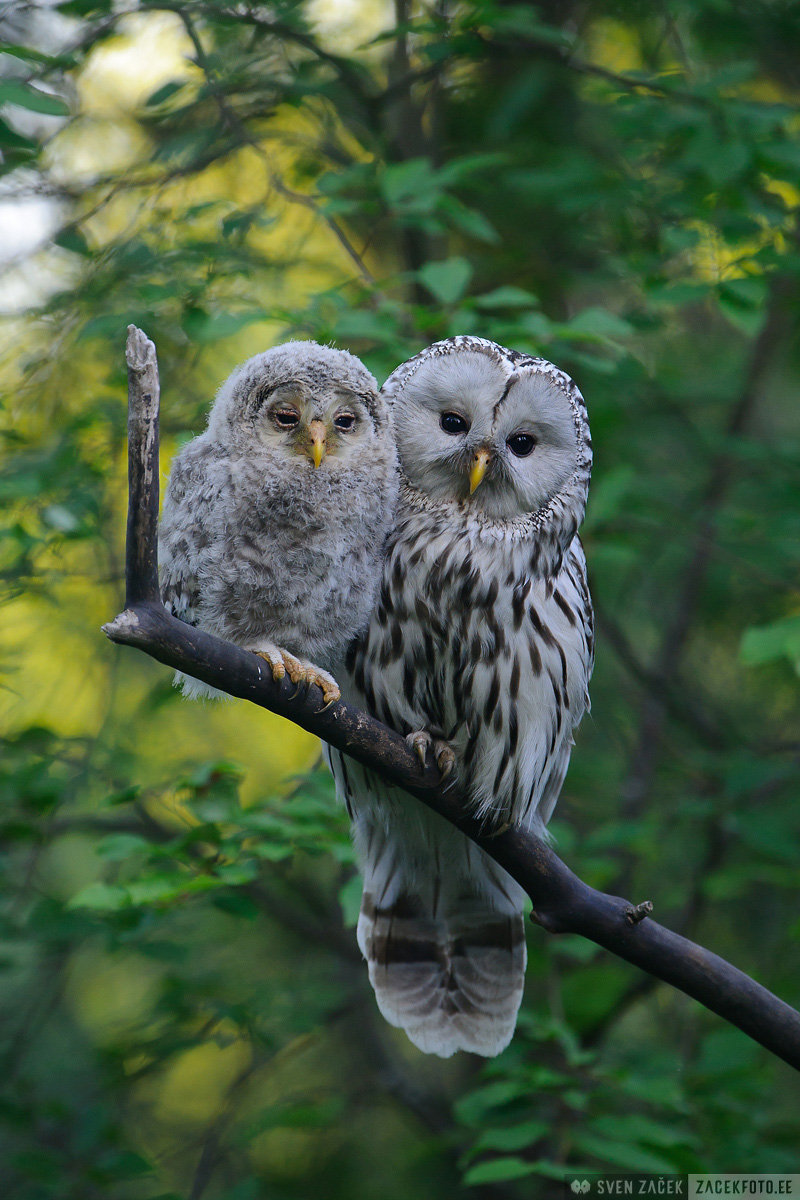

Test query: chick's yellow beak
[308,419,327,469]
[469,449,491,494]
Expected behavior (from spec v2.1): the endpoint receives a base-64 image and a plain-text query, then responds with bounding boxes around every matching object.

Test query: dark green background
[1,1,800,1195]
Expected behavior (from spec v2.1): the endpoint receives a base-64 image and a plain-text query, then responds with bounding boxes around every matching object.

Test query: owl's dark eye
[334,412,356,431]
[273,409,300,428]
[507,432,536,457]
[440,411,469,435]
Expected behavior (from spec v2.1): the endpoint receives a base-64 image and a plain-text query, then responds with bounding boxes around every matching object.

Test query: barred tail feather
[356,818,526,1058]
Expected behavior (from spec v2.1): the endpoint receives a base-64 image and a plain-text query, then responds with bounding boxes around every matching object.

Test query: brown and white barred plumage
[328,337,593,1058]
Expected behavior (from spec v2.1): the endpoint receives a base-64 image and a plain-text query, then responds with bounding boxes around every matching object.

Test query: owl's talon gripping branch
[254,646,287,682]
[406,730,456,779]
[436,744,456,780]
[298,663,341,706]
[102,326,800,1074]
[406,730,429,768]
[254,647,341,705]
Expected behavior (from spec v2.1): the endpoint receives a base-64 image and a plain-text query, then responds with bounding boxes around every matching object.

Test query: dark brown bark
[124,327,160,607]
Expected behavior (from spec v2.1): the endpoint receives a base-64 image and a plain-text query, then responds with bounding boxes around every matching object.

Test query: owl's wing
[158,439,225,626]
[536,734,574,827]
[568,533,595,683]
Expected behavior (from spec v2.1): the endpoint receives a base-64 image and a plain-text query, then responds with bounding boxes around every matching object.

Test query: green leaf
[251,842,292,861]
[212,892,260,920]
[239,1098,344,1143]
[181,307,268,343]
[215,862,258,885]
[0,41,63,65]
[436,153,508,186]
[519,310,557,341]
[740,615,800,672]
[53,228,91,256]
[588,1114,692,1148]
[463,1156,537,1185]
[95,833,150,861]
[381,158,441,214]
[720,276,768,309]
[0,80,69,115]
[100,1150,153,1178]
[67,882,129,911]
[717,294,765,336]
[0,115,37,149]
[126,873,220,906]
[561,964,631,1031]
[572,1132,675,1172]
[333,310,395,340]
[440,196,499,243]
[104,785,141,807]
[489,8,575,47]
[762,140,800,171]
[184,760,244,788]
[418,257,473,305]
[472,1119,549,1154]
[564,308,634,341]
[474,286,540,309]
[145,81,186,107]
[455,1081,524,1126]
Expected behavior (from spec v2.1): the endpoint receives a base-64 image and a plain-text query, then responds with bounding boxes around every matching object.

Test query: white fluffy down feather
[159,340,399,701]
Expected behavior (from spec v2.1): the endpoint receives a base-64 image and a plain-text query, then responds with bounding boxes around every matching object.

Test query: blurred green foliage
[1,0,800,1196]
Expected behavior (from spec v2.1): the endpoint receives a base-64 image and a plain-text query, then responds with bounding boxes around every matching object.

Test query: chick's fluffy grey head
[383,335,591,539]
[207,340,388,472]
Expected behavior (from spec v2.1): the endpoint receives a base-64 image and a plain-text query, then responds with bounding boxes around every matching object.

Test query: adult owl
[159,341,399,701]
[329,336,593,1058]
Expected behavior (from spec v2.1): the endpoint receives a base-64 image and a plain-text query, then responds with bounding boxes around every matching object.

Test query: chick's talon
[254,646,288,682]
[306,669,341,707]
[276,649,306,686]
[253,646,340,706]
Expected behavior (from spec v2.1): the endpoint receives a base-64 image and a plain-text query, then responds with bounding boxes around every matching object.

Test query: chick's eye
[507,432,536,457]
[274,409,300,428]
[334,412,356,431]
[440,411,469,435]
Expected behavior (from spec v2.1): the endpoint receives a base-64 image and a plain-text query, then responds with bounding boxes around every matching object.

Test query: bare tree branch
[102,326,800,1073]
[124,328,160,607]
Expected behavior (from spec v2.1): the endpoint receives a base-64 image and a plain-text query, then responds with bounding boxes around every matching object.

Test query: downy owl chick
[159,341,399,701]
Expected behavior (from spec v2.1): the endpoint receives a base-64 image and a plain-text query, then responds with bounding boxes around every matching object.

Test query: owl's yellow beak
[469,449,491,494]
[308,420,327,468]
